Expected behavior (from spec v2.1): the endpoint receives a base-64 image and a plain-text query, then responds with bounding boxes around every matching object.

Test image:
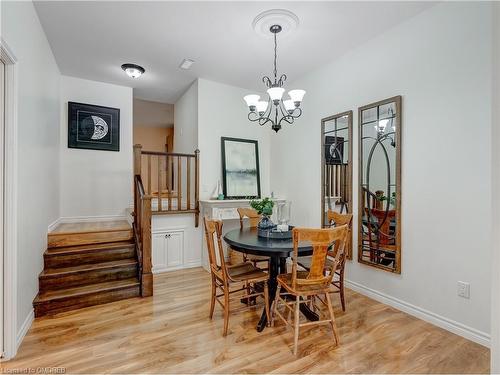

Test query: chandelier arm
[277,74,287,87]
[262,76,273,88]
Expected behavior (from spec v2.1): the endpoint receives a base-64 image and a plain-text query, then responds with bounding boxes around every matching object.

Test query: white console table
[199,198,286,221]
[199,198,287,269]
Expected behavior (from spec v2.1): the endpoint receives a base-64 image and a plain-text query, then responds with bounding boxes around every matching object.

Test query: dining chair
[203,217,270,336]
[297,211,353,311]
[364,207,396,266]
[236,208,269,269]
[272,225,348,355]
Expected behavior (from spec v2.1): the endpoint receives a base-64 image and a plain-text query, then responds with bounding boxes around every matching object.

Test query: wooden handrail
[141,150,197,158]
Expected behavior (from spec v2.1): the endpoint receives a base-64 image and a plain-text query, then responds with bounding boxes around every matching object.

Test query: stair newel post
[134,144,142,176]
[141,196,153,297]
[194,149,200,227]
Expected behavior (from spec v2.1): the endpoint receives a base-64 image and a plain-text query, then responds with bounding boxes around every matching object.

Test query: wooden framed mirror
[321,111,353,259]
[358,96,402,273]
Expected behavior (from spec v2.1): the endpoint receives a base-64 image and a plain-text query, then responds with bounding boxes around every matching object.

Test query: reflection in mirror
[358,96,401,273]
[321,111,353,258]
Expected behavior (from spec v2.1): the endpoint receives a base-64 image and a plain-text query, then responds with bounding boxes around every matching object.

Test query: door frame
[0,38,18,360]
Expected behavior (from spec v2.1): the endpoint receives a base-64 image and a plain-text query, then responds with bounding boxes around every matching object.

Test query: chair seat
[277,271,330,296]
[227,262,268,283]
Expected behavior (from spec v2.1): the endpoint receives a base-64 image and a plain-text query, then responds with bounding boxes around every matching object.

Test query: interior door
[0,58,5,356]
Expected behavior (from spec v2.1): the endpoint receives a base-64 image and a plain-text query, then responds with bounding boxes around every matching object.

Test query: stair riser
[34,285,140,317]
[39,265,138,291]
[44,247,135,268]
[48,230,133,248]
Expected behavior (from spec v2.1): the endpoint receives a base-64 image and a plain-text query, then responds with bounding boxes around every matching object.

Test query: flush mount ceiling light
[244,10,305,133]
[121,63,145,78]
[179,59,195,70]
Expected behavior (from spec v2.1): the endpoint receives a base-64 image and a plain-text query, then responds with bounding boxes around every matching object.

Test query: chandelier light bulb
[267,87,285,103]
[283,99,295,113]
[256,100,269,114]
[288,89,306,105]
[376,119,389,134]
[244,94,260,111]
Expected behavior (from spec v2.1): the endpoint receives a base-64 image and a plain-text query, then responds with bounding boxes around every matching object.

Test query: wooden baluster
[187,156,191,210]
[167,154,172,211]
[195,149,200,227]
[147,155,152,195]
[177,156,182,210]
[158,156,163,212]
[141,197,153,297]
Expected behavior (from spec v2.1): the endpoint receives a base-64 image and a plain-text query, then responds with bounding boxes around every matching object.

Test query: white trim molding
[346,279,490,348]
[16,309,34,351]
[1,37,18,360]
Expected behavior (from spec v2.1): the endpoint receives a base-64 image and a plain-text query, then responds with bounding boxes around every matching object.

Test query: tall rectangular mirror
[358,96,402,273]
[321,111,353,259]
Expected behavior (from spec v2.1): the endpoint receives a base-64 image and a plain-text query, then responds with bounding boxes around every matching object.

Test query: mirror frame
[357,96,402,273]
[321,110,353,259]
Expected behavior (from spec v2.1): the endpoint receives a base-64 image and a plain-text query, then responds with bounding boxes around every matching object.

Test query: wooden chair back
[327,211,353,228]
[291,226,348,290]
[237,207,261,229]
[365,208,396,247]
[203,217,228,280]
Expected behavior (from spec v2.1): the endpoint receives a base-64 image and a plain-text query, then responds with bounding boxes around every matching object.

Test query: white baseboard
[16,309,34,350]
[345,279,490,348]
[47,218,62,232]
[48,215,128,232]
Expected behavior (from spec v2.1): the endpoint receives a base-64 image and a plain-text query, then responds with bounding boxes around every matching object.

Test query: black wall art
[68,102,120,151]
[324,136,344,165]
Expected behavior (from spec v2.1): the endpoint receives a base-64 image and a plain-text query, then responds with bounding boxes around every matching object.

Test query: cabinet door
[166,231,183,268]
[152,232,167,272]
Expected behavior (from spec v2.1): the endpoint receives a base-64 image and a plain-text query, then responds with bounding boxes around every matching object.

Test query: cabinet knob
[165,234,171,238]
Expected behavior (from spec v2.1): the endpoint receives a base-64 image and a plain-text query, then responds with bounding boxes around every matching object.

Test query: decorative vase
[258,214,274,230]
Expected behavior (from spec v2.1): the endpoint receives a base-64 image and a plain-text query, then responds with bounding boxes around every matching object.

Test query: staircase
[34,221,141,317]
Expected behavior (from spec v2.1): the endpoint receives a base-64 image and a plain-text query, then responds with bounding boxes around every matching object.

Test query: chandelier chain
[273,32,278,83]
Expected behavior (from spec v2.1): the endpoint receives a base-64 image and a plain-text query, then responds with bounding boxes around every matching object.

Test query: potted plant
[250,197,275,230]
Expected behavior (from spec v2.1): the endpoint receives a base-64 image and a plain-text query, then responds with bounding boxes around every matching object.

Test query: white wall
[174,80,198,154]
[491,2,500,369]
[197,78,273,200]
[1,1,61,335]
[60,76,133,218]
[271,2,492,343]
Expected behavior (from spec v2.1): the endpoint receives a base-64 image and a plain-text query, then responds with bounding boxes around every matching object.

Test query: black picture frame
[325,135,344,165]
[68,101,120,151]
[221,137,261,199]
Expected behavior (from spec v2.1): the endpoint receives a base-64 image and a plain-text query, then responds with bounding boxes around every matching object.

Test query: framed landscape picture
[221,137,261,199]
[68,101,120,151]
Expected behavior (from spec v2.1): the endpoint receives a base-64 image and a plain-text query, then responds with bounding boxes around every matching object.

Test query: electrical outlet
[457,281,470,299]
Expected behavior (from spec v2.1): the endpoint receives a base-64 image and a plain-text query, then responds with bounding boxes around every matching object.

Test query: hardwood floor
[3,268,489,373]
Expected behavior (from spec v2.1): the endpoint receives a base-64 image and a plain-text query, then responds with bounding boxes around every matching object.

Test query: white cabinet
[152,229,184,273]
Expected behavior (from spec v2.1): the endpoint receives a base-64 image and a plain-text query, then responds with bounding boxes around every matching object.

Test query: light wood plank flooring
[2,268,489,373]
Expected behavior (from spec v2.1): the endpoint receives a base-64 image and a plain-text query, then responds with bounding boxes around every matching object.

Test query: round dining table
[224,226,318,332]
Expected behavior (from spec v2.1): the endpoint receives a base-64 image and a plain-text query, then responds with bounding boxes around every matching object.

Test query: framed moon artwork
[68,101,120,151]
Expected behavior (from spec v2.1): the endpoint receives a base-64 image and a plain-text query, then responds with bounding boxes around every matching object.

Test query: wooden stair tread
[34,278,140,303]
[41,259,137,277]
[49,220,131,235]
[45,241,134,255]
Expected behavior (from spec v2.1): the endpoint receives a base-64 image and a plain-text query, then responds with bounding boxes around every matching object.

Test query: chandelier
[243,24,305,133]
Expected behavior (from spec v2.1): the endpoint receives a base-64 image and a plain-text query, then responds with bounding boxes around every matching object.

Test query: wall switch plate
[457,281,470,299]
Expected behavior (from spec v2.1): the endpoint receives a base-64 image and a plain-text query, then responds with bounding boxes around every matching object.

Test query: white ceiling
[34,1,435,104]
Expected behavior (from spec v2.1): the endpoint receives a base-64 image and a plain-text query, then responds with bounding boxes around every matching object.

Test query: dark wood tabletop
[223,227,313,258]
